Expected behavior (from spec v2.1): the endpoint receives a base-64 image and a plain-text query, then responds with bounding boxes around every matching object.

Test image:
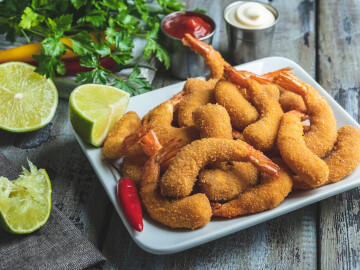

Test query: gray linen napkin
[0,153,105,270]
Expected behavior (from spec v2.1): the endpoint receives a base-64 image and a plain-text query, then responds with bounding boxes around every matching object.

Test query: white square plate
[75,56,360,255]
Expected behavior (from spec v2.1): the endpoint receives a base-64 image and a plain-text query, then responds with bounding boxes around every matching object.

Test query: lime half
[0,161,52,234]
[0,62,58,132]
[69,84,130,147]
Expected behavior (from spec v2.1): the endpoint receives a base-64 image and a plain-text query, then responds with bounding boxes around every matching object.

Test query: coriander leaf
[33,54,65,78]
[156,0,185,13]
[114,11,139,32]
[79,9,107,27]
[94,43,111,57]
[71,0,88,9]
[193,8,206,14]
[102,0,127,11]
[106,28,134,65]
[148,22,159,39]
[19,7,44,29]
[69,32,93,56]
[144,37,170,69]
[53,14,73,32]
[42,36,66,57]
[75,68,110,85]
[134,0,149,22]
[127,66,152,93]
[79,54,99,68]
[112,79,136,96]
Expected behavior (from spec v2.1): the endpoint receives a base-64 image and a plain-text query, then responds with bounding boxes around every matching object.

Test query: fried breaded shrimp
[198,162,259,202]
[183,78,218,95]
[241,68,306,112]
[177,34,229,127]
[182,33,229,80]
[278,87,307,112]
[192,103,259,202]
[102,111,142,159]
[212,158,293,217]
[274,71,337,157]
[215,79,259,131]
[277,110,329,188]
[145,91,199,146]
[160,138,280,198]
[224,66,284,152]
[325,126,360,183]
[121,151,147,186]
[140,139,212,229]
[192,104,233,139]
[115,124,162,186]
[292,125,360,190]
[178,87,216,127]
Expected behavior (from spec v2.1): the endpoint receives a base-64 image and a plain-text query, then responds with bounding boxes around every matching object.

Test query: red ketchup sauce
[162,14,213,39]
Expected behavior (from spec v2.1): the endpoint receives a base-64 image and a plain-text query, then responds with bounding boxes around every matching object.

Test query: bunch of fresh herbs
[0,0,185,95]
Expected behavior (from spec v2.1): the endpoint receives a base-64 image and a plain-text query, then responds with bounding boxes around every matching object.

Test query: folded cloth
[0,153,106,270]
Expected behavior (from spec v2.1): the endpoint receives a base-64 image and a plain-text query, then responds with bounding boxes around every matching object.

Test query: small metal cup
[224,1,279,64]
[161,11,216,79]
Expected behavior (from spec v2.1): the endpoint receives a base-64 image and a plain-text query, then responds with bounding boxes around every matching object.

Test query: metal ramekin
[161,11,216,79]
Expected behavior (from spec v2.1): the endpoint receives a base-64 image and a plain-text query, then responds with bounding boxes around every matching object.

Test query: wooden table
[1,0,359,268]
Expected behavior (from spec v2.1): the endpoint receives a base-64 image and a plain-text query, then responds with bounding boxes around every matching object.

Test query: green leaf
[156,0,185,13]
[112,79,136,96]
[32,54,65,78]
[75,68,110,85]
[19,7,44,29]
[69,32,93,56]
[144,37,170,69]
[127,66,152,93]
[42,36,66,57]
[134,0,149,22]
[79,54,98,68]
[102,0,127,11]
[94,43,111,57]
[79,10,107,27]
[114,10,139,32]
[193,8,206,14]
[53,14,73,32]
[71,0,88,9]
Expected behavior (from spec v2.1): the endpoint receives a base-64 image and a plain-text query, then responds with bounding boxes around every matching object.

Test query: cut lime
[0,161,52,234]
[0,62,58,132]
[69,84,130,147]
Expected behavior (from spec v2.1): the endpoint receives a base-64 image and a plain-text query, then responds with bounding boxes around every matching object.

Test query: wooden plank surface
[101,1,318,269]
[318,0,360,269]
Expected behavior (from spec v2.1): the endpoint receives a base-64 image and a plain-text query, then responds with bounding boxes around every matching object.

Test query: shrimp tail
[182,33,212,57]
[262,67,293,80]
[274,71,307,97]
[223,65,249,88]
[247,145,280,178]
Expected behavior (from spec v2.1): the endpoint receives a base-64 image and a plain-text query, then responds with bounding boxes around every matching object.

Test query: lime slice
[69,84,130,147]
[0,161,52,234]
[0,62,58,132]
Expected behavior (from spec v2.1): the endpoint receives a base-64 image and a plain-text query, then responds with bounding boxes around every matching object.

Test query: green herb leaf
[69,32,93,56]
[144,36,170,69]
[71,0,88,9]
[19,7,44,29]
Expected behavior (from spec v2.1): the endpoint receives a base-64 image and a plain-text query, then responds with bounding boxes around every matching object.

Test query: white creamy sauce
[225,2,276,29]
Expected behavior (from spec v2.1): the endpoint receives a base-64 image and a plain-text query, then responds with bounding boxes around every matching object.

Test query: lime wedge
[0,62,58,132]
[69,84,130,147]
[0,161,52,234]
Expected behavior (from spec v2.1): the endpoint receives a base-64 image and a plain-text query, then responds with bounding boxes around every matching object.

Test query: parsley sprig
[0,0,185,95]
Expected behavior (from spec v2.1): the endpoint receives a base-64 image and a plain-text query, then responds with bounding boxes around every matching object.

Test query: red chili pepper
[117,177,143,232]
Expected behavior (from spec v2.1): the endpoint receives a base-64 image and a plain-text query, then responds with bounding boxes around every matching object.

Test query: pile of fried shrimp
[102,34,360,230]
